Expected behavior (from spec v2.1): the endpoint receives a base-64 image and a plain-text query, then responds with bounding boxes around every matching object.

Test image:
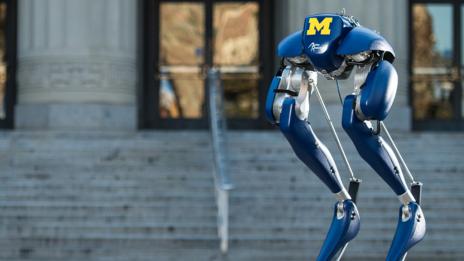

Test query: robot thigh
[356,60,398,121]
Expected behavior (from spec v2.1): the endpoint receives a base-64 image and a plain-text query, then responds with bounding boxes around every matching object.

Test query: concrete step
[0,130,462,260]
[0,238,458,261]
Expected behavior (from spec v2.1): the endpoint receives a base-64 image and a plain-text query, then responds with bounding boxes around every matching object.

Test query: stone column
[16,0,137,130]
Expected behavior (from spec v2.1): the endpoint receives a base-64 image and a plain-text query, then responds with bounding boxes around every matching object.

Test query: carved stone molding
[17,58,136,104]
[17,0,137,105]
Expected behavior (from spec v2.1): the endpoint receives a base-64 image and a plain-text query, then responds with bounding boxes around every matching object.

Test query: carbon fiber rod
[312,81,357,181]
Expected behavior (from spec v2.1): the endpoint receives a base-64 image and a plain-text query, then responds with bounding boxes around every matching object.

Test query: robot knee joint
[355,60,398,121]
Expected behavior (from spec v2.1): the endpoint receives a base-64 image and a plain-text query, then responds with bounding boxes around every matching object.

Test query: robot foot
[386,202,426,261]
[317,200,360,261]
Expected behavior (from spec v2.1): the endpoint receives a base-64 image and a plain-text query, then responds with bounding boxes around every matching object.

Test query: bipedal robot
[265,13,426,260]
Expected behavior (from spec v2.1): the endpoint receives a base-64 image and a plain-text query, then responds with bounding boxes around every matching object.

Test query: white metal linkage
[312,81,357,181]
[208,68,233,254]
[336,243,349,261]
[380,122,416,183]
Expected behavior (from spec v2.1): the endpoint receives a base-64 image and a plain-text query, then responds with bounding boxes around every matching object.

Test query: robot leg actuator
[342,60,426,260]
[266,67,360,260]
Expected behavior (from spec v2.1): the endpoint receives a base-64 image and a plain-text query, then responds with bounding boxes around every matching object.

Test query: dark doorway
[0,0,16,129]
[142,0,274,129]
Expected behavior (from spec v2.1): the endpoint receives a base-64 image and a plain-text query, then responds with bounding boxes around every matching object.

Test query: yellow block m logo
[306,17,333,36]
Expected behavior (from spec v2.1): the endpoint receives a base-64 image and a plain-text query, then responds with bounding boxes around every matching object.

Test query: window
[142,0,274,129]
[410,0,464,130]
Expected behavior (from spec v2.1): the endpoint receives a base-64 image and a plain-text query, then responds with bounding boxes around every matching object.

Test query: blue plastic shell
[342,95,408,196]
[301,14,354,72]
[317,200,361,261]
[386,202,426,261]
[359,60,398,121]
[277,31,304,57]
[265,76,281,123]
[279,98,343,194]
[337,27,396,62]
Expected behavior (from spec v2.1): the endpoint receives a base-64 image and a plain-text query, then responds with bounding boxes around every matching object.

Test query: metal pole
[219,190,229,253]
[208,68,232,254]
[380,122,415,183]
[312,82,356,180]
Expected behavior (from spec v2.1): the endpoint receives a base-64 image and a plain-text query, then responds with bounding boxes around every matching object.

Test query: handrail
[208,67,233,190]
[207,67,233,254]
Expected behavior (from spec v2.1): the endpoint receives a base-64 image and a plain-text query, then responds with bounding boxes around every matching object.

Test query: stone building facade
[11,0,411,132]
[0,0,463,260]
[5,0,460,132]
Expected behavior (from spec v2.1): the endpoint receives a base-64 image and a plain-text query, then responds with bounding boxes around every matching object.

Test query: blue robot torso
[277,14,396,74]
[301,14,354,73]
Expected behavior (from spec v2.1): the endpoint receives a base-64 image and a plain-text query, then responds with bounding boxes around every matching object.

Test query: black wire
[335,79,343,105]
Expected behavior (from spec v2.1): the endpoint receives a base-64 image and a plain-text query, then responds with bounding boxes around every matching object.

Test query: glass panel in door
[461,5,464,118]
[412,4,455,120]
[159,3,205,119]
[213,2,260,118]
[0,3,7,119]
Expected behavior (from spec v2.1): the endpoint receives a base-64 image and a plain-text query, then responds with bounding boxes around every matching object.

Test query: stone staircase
[0,130,462,260]
[228,131,464,261]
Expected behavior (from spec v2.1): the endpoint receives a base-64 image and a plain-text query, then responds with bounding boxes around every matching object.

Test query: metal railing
[207,68,233,254]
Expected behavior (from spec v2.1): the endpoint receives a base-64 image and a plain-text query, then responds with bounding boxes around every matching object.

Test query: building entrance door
[143,0,273,129]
